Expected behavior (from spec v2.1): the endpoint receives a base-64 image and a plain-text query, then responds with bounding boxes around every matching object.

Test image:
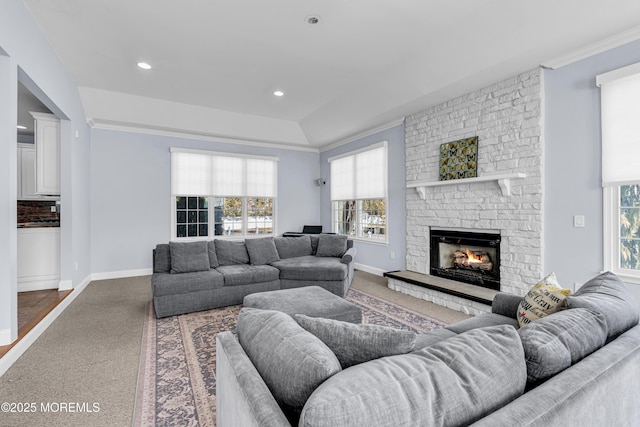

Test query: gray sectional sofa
[151,234,356,318]
[216,271,640,426]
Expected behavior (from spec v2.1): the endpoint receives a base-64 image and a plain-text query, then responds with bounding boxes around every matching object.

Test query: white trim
[0,273,92,378]
[603,184,640,282]
[0,329,11,346]
[87,119,320,153]
[90,268,152,281]
[17,279,60,292]
[354,263,386,277]
[58,279,73,291]
[169,147,279,162]
[327,141,387,163]
[320,118,404,152]
[542,26,640,70]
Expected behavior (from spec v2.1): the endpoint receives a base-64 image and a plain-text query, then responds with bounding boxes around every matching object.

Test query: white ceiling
[23,0,640,149]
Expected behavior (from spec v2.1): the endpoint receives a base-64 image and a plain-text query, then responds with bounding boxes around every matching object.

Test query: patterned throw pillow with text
[517,273,571,327]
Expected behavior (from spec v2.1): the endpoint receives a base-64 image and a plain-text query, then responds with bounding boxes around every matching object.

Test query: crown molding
[319,118,405,152]
[86,118,320,153]
[542,26,640,69]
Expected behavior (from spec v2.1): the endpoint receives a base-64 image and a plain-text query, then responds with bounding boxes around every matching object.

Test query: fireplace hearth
[430,229,500,290]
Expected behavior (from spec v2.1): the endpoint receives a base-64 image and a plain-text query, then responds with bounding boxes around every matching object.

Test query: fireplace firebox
[430,229,500,290]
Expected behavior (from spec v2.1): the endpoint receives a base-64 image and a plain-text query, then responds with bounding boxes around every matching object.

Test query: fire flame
[465,248,482,263]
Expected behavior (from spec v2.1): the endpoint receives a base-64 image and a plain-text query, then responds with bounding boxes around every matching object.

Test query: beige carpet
[0,270,468,426]
[0,276,151,427]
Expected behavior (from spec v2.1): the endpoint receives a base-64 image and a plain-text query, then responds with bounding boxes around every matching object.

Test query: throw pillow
[518,308,608,383]
[244,237,280,265]
[207,241,219,268]
[517,273,571,327]
[294,314,417,368]
[274,236,313,259]
[315,234,348,257]
[168,241,210,273]
[214,239,250,266]
[236,308,341,411]
[299,325,526,427]
[566,271,640,341]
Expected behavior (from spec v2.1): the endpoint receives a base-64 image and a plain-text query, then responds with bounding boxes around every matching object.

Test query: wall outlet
[75,261,79,271]
[50,205,56,212]
[573,215,585,228]
[390,251,395,260]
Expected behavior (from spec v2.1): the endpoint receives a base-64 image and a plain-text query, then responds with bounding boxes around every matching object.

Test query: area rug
[133,288,446,427]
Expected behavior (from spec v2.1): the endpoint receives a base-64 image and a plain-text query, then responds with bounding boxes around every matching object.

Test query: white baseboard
[58,279,73,291]
[354,263,386,277]
[0,273,92,378]
[0,329,11,346]
[91,268,152,281]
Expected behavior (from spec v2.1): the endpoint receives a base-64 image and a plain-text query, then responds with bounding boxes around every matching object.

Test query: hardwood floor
[0,288,72,359]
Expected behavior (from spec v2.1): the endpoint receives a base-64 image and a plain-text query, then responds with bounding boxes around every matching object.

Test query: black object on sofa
[151,235,357,318]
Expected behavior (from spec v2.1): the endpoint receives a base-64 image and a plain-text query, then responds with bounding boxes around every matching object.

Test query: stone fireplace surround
[390,68,544,315]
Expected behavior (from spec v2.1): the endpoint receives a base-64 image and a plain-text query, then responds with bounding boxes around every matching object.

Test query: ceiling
[23,0,640,149]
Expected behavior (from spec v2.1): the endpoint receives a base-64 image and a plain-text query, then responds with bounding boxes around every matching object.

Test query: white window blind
[329,143,387,200]
[597,62,640,186]
[171,149,277,197]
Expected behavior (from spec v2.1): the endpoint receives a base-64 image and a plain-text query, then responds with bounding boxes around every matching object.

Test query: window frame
[603,183,640,284]
[170,148,277,241]
[598,62,640,284]
[328,142,388,244]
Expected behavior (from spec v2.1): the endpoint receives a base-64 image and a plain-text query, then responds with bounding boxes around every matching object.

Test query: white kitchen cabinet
[17,143,37,200]
[30,112,60,196]
[17,228,60,292]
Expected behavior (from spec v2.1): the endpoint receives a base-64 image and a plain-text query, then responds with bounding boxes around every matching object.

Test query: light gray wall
[545,38,640,302]
[0,0,91,341]
[319,124,406,274]
[90,129,321,274]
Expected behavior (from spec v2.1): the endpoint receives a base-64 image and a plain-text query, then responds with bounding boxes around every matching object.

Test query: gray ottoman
[243,286,362,323]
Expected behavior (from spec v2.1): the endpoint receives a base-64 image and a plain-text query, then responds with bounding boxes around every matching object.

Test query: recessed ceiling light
[16,125,27,130]
[273,90,284,97]
[137,62,152,70]
[305,14,321,25]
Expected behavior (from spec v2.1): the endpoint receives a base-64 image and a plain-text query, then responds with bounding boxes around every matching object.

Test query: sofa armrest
[341,247,357,265]
[491,293,522,318]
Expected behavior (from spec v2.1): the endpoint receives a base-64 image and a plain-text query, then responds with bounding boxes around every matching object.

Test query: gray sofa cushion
[236,308,341,411]
[445,312,519,334]
[245,237,280,265]
[207,241,219,268]
[154,244,171,273]
[566,271,640,340]
[271,256,347,281]
[518,308,608,383]
[215,239,250,266]
[169,241,210,273]
[294,314,416,368]
[274,236,313,259]
[413,327,458,350]
[152,269,224,297]
[315,234,348,257]
[299,325,526,427]
[216,264,280,286]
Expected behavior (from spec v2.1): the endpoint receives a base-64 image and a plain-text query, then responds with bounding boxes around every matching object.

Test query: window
[329,142,387,242]
[171,149,277,239]
[597,62,640,282]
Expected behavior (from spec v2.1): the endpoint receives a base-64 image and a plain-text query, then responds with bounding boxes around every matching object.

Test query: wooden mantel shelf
[407,173,526,199]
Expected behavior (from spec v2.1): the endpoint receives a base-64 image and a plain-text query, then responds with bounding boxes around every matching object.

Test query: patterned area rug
[134,287,446,426]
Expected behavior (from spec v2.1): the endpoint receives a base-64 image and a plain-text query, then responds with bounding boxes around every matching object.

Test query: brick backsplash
[17,201,59,224]
[404,68,544,299]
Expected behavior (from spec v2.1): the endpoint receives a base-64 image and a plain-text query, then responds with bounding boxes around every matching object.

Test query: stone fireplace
[389,68,545,315]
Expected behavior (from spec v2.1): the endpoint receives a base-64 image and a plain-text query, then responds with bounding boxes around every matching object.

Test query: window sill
[350,237,389,247]
[609,270,640,285]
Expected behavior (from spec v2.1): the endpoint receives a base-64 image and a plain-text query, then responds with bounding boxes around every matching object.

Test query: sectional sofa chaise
[151,234,356,318]
[216,271,640,426]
